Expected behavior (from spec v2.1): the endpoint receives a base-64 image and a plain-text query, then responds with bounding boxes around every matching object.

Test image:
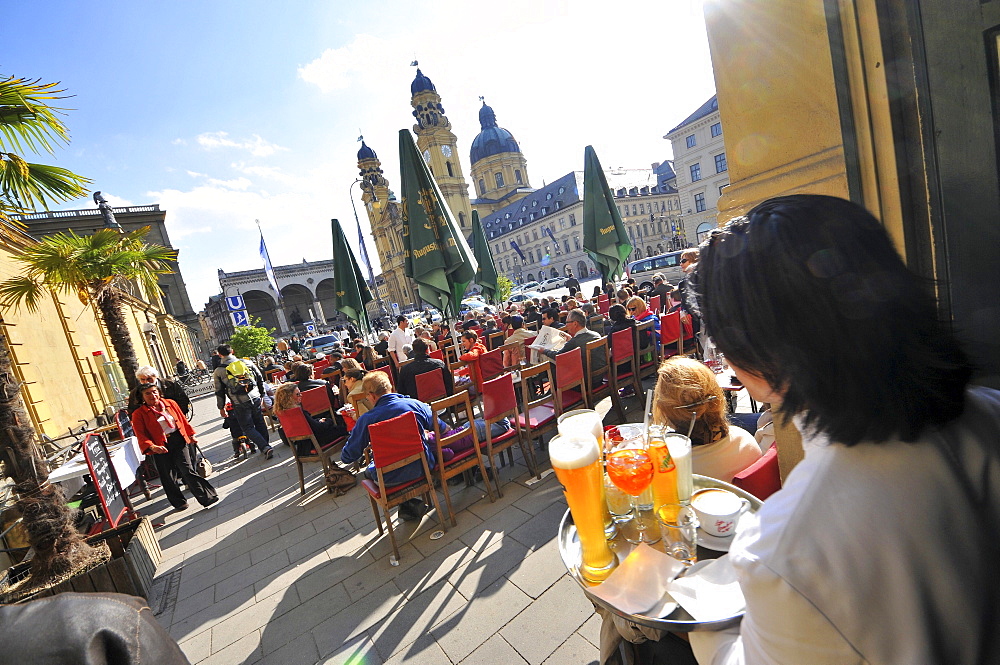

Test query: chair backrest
[487,330,506,351]
[275,406,314,439]
[299,386,332,416]
[429,391,478,457]
[649,294,661,315]
[368,411,425,470]
[482,373,518,423]
[478,347,506,383]
[610,328,635,361]
[660,311,684,357]
[588,315,605,333]
[370,365,395,390]
[635,319,657,362]
[585,336,611,396]
[429,349,445,362]
[519,360,555,413]
[732,443,781,500]
[522,335,537,348]
[415,367,447,403]
[525,321,539,332]
[553,346,586,411]
[598,295,610,315]
[271,369,287,383]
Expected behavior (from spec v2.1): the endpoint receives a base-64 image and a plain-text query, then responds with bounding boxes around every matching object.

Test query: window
[541,207,548,215]
[632,204,637,216]
[458,212,466,227]
[446,161,454,177]
[533,230,539,240]
[714,153,728,173]
[573,235,581,250]
[559,218,566,229]
[505,213,511,219]
[710,122,722,137]
[690,163,701,182]
[563,239,570,254]
[495,172,505,188]
[686,134,696,148]
[479,178,486,194]
[515,169,523,184]
[494,244,500,254]
[639,204,645,215]
[569,214,577,226]
[532,200,538,207]
[697,221,715,242]
[555,200,562,210]
[643,223,648,235]
[558,186,565,194]
[529,213,535,221]
[546,193,553,200]
[694,192,706,212]
[528,250,534,262]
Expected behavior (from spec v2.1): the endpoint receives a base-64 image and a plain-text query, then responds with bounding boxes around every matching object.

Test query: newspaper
[528,324,567,364]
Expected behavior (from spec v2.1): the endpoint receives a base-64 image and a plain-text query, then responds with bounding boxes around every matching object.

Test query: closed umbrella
[331,218,374,339]
[582,145,633,286]
[470,210,499,305]
[398,129,477,320]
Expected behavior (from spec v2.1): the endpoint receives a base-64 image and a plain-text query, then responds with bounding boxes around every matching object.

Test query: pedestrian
[212,344,273,460]
[131,383,217,510]
[565,269,580,295]
[127,366,191,417]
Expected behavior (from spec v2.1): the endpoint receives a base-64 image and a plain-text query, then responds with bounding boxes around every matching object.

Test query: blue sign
[305,324,315,333]
[231,310,250,327]
[226,295,246,312]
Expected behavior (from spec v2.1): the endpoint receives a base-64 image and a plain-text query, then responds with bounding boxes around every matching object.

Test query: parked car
[625,250,686,291]
[508,291,543,305]
[303,334,341,357]
[514,280,540,294]
[538,277,567,292]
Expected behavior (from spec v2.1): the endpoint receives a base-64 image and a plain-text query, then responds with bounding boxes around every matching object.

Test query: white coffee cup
[690,488,750,538]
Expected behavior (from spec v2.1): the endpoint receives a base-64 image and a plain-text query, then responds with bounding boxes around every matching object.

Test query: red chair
[516,360,558,451]
[649,294,661,315]
[478,347,506,384]
[553,346,587,411]
[598,295,610,315]
[299,386,334,419]
[363,411,446,560]
[660,312,698,359]
[429,391,495,524]
[429,349,445,362]
[732,443,781,500]
[483,373,538,493]
[610,329,643,399]
[370,365,395,390]
[415,367,448,404]
[271,369,287,383]
[585,336,624,422]
[312,360,331,379]
[275,406,347,495]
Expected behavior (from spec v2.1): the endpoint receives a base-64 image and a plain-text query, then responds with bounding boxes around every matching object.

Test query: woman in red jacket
[131,383,218,510]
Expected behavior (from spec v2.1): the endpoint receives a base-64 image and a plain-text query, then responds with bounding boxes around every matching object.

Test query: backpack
[225,359,257,396]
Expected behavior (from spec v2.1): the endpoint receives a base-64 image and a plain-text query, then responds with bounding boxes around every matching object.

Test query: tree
[0,75,97,588]
[229,319,275,358]
[496,274,514,304]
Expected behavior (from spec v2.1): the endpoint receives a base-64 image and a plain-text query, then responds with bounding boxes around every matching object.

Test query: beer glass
[664,433,693,504]
[559,409,615,537]
[549,434,618,584]
[605,434,659,544]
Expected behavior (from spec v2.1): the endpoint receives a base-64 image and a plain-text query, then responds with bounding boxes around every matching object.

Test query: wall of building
[666,107,731,244]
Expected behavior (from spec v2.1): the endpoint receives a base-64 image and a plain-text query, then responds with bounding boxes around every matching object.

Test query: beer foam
[558,412,602,439]
[549,435,600,469]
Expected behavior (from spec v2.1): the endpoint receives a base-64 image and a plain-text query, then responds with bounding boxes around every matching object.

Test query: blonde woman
[273,383,346,454]
[653,357,761,481]
[342,367,372,416]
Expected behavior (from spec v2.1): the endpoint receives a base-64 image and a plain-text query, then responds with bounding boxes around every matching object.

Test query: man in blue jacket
[341,371,448,520]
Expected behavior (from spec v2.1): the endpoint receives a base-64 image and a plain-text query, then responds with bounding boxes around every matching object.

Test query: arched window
[573,235,581,250]
[495,172,505,188]
[696,221,715,242]
[479,179,486,195]
[515,169,523,184]
[458,212,466,228]
[447,161,454,177]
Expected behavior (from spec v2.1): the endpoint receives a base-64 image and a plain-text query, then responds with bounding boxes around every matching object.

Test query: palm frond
[0,156,90,216]
[0,274,48,312]
[0,76,75,155]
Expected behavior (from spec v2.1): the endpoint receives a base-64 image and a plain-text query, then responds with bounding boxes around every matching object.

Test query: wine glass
[606,435,659,544]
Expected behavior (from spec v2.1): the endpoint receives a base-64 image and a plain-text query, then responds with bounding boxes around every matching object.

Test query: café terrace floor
[148,382,755,665]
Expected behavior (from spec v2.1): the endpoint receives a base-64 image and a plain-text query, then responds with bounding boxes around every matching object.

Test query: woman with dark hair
[606,303,635,336]
[688,195,999,664]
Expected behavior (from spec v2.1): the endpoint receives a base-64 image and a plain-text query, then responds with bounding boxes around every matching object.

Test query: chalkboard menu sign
[82,433,129,528]
[115,408,134,439]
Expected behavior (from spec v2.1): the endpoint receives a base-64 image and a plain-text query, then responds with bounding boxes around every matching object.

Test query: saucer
[697,528,735,552]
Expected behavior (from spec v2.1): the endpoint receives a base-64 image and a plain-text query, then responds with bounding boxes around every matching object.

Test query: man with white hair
[127,366,191,416]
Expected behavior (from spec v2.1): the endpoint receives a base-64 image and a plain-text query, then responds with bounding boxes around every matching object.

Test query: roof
[470,102,521,164]
[666,95,719,135]
[410,68,436,95]
[357,140,377,161]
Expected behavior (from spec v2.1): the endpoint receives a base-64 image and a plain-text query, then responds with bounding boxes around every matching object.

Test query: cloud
[297,34,400,93]
[172,138,187,146]
[195,131,288,157]
[206,176,252,190]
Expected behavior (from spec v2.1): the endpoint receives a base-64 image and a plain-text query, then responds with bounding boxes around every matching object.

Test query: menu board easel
[81,433,133,529]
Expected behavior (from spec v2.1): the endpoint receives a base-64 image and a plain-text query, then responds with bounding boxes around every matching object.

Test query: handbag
[194,444,213,478]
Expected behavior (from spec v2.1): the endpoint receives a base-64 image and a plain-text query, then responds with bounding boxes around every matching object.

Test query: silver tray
[558,474,763,632]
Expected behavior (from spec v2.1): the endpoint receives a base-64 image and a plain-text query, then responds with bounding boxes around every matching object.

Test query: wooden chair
[635,319,660,383]
[585,336,624,422]
[443,343,461,369]
[477,347,507,385]
[648,294,662,316]
[415,367,448,404]
[515,359,559,450]
[429,391,496,525]
[525,320,539,332]
[610,328,643,399]
[660,311,699,359]
[300,386,334,419]
[429,349,445,362]
[482,373,538,493]
[275,406,346,495]
[312,360,331,379]
[553,346,587,411]
[597,295,610,315]
[732,443,781,500]
[487,330,506,351]
[588,315,606,334]
[370,365,395,390]
[363,411,446,560]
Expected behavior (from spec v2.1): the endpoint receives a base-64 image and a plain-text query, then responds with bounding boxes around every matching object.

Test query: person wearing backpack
[213,344,274,460]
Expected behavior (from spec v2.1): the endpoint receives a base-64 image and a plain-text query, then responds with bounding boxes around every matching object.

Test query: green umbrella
[398,129,477,320]
[470,210,499,305]
[331,218,374,339]
[582,145,633,285]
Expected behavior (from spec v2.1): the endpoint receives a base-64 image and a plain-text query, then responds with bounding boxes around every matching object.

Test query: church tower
[357,140,415,310]
[409,68,474,230]
[470,99,532,216]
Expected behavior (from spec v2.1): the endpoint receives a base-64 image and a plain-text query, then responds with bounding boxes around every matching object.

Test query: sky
[3,0,716,310]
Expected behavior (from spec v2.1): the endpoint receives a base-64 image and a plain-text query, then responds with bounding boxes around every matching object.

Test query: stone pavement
[148,384,757,664]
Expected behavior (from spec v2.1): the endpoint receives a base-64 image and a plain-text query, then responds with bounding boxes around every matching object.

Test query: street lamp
[349,178,389,322]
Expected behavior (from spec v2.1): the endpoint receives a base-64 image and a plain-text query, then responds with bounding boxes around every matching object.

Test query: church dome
[470,101,521,164]
[410,69,437,95]
[357,140,377,161]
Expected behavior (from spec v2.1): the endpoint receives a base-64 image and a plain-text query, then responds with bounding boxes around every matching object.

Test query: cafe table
[48,435,144,500]
[558,474,763,633]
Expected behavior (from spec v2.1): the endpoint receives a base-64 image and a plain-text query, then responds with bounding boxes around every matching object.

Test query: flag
[543,226,558,244]
[259,233,282,299]
[509,239,527,262]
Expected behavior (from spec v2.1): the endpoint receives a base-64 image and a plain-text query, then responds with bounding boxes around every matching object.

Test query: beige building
[664,96,729,245]
[615,162,685,260]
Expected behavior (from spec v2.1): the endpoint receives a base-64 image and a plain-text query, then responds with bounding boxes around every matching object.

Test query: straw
[686,411,698,438]
[643,388,654,431]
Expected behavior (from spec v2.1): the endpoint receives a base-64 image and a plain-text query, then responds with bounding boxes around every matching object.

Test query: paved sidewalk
[148,394,620,665]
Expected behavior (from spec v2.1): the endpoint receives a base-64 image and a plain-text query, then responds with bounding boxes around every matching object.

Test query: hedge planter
[0,517,161,604]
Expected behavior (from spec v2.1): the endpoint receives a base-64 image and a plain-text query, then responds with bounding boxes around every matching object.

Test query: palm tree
[0,75,103,588]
